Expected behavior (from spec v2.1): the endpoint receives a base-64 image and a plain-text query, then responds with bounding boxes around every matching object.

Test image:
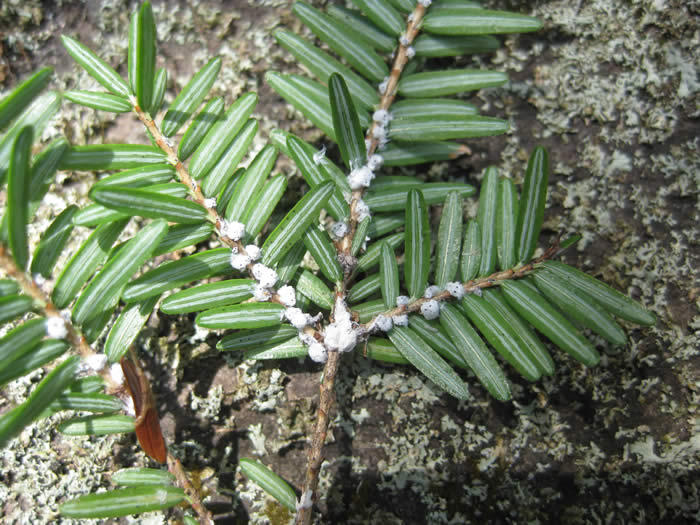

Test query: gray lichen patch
[1,0,698,523]
[0,403,132,524]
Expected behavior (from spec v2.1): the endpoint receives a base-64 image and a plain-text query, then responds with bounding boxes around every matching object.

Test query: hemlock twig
[296,4,432,524]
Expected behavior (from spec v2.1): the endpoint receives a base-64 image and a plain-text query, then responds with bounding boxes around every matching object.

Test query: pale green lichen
[190,384,224,422]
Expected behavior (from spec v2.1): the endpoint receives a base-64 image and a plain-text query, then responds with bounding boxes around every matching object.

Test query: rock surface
[0,1,697,523]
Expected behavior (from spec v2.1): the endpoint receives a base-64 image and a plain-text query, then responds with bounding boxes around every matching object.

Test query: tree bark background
[0,1,697,523]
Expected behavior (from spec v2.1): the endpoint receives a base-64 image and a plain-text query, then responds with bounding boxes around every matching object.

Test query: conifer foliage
[0,1,654,522]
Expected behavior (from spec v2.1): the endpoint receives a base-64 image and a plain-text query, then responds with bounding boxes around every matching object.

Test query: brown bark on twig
[293,350,341,525]
[341,3,431,256]
[0,244,118,388]
[296,4,432,524]
[169,455,214,525]
[358,235,567,330]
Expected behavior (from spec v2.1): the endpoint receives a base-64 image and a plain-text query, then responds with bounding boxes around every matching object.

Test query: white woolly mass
[297,490,314,511]
[446,281,465,299]
[367,154,383,171]
[81,353,108,373]
[406,46,416,59]
[372,125,386,140]
[230,252,251,271]
[373,109,391,127]
[331,221,349,239]
[396,295,410,307]
[355,199,371,222]
[109,363,125,387]
[33,274,46,287]
[313,145,326,164]
[277,285,296,307]
[252,263,278,288]
[221,220,245,241]
[392,314,409,327]
[308,342,328,363]
[420,300,440,320]
[204,197,217,209]
[46,316,68,339]
[472,287,483,297]
[348,165,375,190]
[419,0,432,6]
[399,34,410,47]
[245,244,261,261]
[308,312,324,325]
[372,314,392,332]
[285,307,310,329]
[424,285,442,299]
[371,123,390,149]
[323,297,357,353]
[253,284,271,302]
[299,332,314,345]
[378,76,390,94]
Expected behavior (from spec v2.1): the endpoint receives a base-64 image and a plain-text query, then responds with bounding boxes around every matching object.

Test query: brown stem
[297,5,435,524]
[341,3,430,256]
[131,100,304,314]
[359,236,566,330]
[168,455,214,525]
[133,101,326,521]
[0,243,120,389]
[130,100,224,234]
[367,4,427,152]
[294,350,341,525]
[1,242,212,520]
